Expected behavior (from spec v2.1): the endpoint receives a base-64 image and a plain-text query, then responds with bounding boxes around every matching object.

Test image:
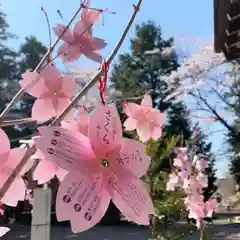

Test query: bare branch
[0,118,36,127]
[0,1,87,120]
[0,0,143,200]
[191,90,235,135]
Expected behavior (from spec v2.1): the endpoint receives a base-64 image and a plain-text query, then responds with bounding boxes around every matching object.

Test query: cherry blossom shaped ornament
[20,64,76,123]
[53,5,106,63]
[124,94,165,142]
[34,110,89,184]
[33,103,154,233]
[0,129,33,206]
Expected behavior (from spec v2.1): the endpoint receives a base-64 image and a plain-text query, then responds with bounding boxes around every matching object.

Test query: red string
[82,105,87,111]
[98,60,109,105]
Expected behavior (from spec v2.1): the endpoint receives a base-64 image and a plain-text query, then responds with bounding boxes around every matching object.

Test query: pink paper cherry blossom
[123,94,165,142]
[32,137,68,185]
[0,129,33,206]
[19,64,76,122]
[52,3,106,63]
[34,111,89,185]
[33,103,154,233]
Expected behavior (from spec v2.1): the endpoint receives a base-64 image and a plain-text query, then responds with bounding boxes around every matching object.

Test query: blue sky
[1,0,228,177]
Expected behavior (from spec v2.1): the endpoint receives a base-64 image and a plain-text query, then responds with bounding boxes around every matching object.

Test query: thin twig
[42,22,94,68]
[0,118,36,127]
[41,7,52,48]
[1,95,144,128]
[0,2,86,121]
[52,1,142,125]
[76,94,145,111]
[191,91,236,135]
[10,134,36,143]
[0,0,143,200]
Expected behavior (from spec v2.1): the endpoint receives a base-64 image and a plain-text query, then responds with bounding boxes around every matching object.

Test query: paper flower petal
[54,97,71,117]
[115,138,150,178]
[41,63,61,81]
[31,98,56,122]
[33,160,57,185]
[20,72,46,98]
[74,10,100,36]
[89,37,107,50]
[58,43,82,62]
[89,104,122,158]
[1,148,31,177]
[141,94,153,107]
[82,49,103,63]
[61,76,77,97]
[63,111,90,136]
[1,178,25,206]
[34,127,96,172]
[40,64,62,92]
[61,120,79,132]
[61,112,89,136]
[56,171,110,233]
[52,24,74,43]
[56,168,68,182]
[107,169,154,225]
[0,128,10,155]
[82,9,100,26]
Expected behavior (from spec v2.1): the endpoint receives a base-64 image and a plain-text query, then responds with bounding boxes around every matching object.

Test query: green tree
[110,21,195,237]
[224,63,240,183]
[0,10,18,83]
[0,10,18,111]
[110,21,192,171]
[18,36,47,74]
[110,21,179,111]
[16,36,48,117]
[0,10,26,147]
[0,11,48,147]
[110,22,217,235]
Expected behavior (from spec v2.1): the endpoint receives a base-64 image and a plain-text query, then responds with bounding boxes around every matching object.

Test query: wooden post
[31,186,52,240]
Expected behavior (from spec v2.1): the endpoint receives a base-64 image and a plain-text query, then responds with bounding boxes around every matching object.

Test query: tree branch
[52,2,142,125]
[191,90,236,135]
[0,0,143,200]
[0,1,87,121]
[0,118,36,127]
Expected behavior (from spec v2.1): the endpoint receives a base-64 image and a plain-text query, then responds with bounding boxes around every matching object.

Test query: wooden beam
[214,0,231,53]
